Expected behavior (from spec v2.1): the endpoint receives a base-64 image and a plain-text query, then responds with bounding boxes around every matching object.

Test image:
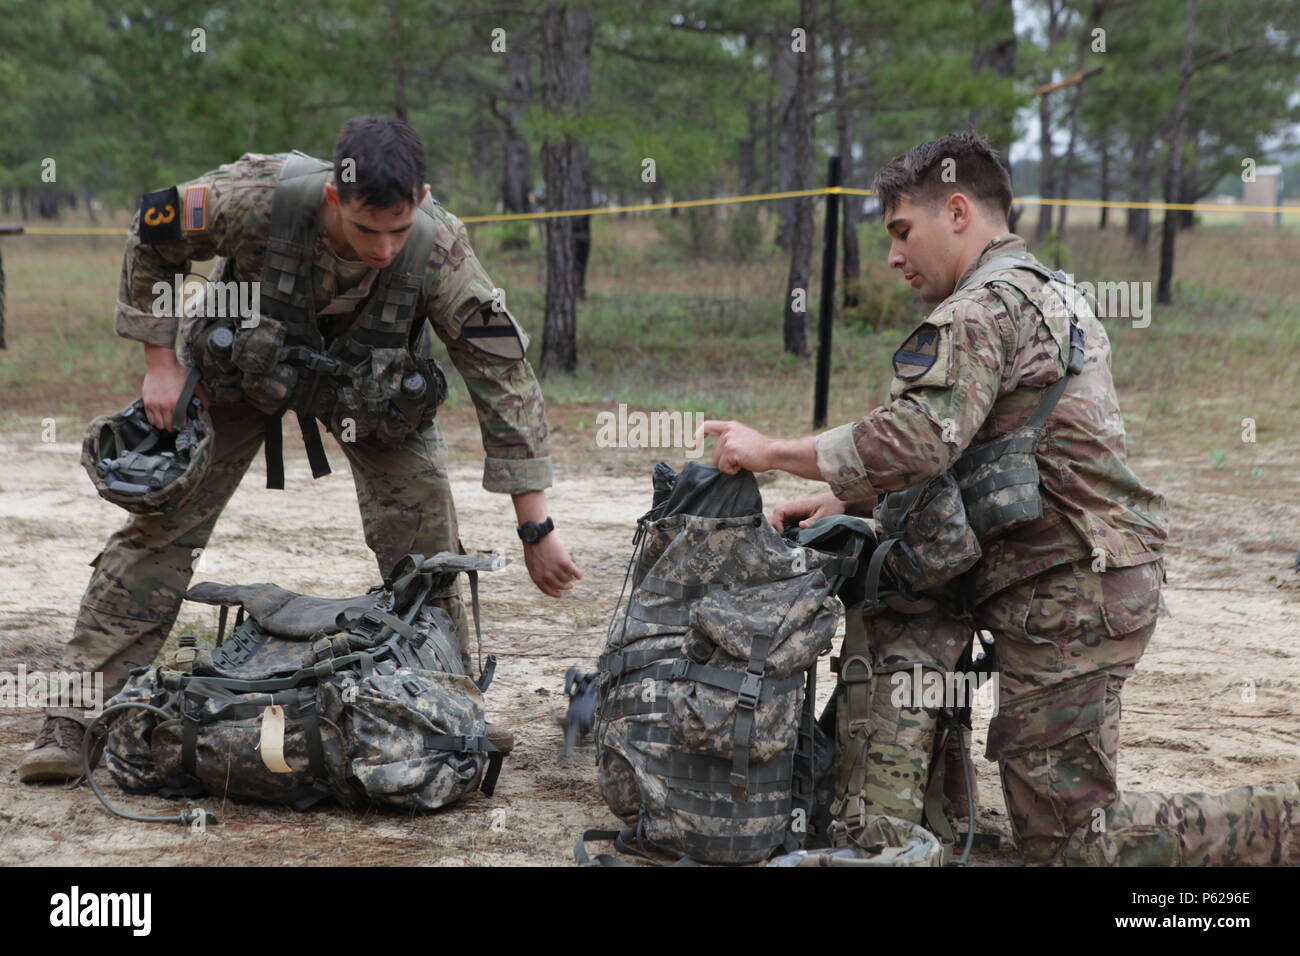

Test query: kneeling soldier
[700,131,1298,865]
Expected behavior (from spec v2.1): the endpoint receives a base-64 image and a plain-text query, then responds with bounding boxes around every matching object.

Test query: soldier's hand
[142,346,209,431]
[523,533,583,598]
[770,491,847,533]
[695,419,773,475]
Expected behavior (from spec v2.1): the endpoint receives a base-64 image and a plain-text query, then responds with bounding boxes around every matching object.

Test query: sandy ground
[1,407,1297,867]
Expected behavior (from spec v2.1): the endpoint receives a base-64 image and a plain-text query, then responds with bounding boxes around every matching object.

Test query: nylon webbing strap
[830,607,874,838]
[626,600,691,626]
[864,537,903,608]
[476,654,497,694]
[638,575,709,600]
[962,467,1041,502]
[953,433,1039,475]
[181,692,199,782]
[640,748,790,793]
[172,366,203,431]
[264,414,285,490]
[424,730,508,791]
[337,606,416,643]
[296,411,332,479]
[296,685,332,809]
[788,665,817,848]
[730,633,772,800]
[612,659,804,701]
[665,788,790,820]
[468,569,485,680]
[598,646,672,677]
[681,830,782,857]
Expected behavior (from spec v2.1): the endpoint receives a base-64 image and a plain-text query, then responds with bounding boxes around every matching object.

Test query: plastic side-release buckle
[737,672,762,710]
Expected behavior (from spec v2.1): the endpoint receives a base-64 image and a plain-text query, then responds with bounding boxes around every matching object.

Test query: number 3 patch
[138,186,182,244]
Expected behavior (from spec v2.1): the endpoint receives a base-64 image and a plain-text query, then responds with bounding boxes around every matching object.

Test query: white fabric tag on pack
[259,704,292,773]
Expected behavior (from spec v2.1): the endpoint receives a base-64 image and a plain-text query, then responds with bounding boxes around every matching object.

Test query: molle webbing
[255,151,442,486]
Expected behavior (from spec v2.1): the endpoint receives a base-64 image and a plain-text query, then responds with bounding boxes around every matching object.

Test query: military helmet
[81,397,213,515]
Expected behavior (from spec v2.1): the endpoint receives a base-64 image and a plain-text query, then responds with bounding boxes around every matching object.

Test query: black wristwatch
[517,517,555,544]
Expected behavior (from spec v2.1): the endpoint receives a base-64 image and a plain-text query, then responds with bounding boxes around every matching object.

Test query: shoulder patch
[892,322,944,380]
[138,186,182,244]
[456,299,527,360]
[182,185,208,232]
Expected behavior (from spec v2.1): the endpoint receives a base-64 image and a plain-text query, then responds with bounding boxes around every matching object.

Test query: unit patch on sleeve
[892,322,944,380]
[138,186,182,244]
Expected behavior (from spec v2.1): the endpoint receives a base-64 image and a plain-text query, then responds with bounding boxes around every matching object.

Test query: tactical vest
[867,253,1087,610]
[186,151,448,488]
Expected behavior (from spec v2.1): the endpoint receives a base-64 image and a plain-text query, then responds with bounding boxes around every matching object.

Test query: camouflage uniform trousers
[977,557,1299,866]
[49,398,471,722]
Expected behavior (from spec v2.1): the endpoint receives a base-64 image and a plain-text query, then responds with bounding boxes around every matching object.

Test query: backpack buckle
[669,658,692,681]
[737,673,762,710]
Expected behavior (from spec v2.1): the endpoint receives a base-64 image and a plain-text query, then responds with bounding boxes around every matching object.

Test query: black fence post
[813,156,841,430]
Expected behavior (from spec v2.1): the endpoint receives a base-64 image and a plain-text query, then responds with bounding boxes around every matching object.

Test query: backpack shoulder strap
[261,152,332,334]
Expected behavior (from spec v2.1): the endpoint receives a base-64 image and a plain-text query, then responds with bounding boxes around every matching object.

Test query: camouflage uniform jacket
[815,234,1168,604]
[114,152,552,495]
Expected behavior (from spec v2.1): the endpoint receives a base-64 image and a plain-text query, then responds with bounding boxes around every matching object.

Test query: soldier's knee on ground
[988,672,1121,865]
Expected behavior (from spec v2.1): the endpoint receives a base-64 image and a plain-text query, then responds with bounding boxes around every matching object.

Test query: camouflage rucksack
[87,552,506,822]
[582,462,853,866]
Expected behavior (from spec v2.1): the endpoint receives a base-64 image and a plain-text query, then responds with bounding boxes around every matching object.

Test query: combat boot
[485,721,516,755]
[17,716,87,783]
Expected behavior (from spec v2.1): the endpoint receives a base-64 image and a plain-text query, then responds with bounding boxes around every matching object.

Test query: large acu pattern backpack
[92,553,505,821]
[583,462,851,865]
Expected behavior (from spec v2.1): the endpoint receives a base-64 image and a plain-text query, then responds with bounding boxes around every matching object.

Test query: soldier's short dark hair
[872,131,1013,222]
[333,115,427,209]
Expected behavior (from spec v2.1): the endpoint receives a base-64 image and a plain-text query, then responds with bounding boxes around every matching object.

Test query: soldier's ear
[947,192,973,232]
[417,183,431,206]
[324,180,339,207]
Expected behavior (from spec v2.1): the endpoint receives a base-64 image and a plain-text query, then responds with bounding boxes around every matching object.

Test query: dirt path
[1,409,1297,866]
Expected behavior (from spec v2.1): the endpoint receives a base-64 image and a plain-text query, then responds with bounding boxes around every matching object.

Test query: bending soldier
[20,116,581,783]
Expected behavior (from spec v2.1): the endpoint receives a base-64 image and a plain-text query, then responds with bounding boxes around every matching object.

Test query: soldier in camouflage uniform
[700,131,1298,865]
[20,116,581,783]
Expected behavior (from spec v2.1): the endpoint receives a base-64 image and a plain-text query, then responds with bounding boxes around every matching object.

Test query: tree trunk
[830,1,861,307]
[970,0,1017,155]
[82,182,98,223]
[1127,133,1153,248]
[1035,0,1063,241]
[1157,0,1196,305]
[501,37,532,216]
[738,32,759,195]
[782,0,816,356]
[1098,132,1110,229]
[773,29,799,252]
[1057,1,1104,236]
[538,2,594,376]
[389,0,408,122]
[1177,138,1198,229]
